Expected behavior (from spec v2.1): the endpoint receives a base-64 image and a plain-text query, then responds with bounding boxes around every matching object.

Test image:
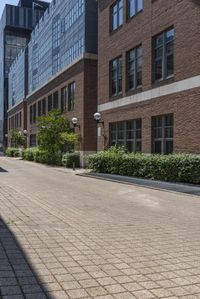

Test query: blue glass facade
[28,0,97,94]
[0,0,49,147]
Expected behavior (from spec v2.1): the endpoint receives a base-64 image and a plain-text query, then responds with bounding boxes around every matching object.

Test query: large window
[127,0,143,19]
[110,57,122,97]
[153,28,174,81]
[110,119,142,152]
[53,91,59,109]
[42,98,46,115]
[48,95,53,112]
[127,45,142,90]
[111,0,123,32]
[152,114,174,154]
[68,82,76,111]
[61,86,68,112]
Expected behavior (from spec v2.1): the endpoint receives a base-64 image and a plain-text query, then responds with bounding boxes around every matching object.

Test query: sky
[0,0,51,18]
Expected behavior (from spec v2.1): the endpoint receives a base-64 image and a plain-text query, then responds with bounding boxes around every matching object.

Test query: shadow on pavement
[0,168,8,173]
[0,217,54,299]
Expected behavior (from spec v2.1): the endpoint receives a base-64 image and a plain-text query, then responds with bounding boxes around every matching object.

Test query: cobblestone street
[0,157,200,299]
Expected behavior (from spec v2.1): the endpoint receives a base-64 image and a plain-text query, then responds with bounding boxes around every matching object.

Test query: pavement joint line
[77,173,200,198]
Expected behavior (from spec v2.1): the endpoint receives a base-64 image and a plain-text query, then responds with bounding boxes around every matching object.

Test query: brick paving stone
[0,158,200,299]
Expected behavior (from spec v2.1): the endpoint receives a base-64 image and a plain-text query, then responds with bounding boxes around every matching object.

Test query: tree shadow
[0,217,54,299]
[0,168,8,173]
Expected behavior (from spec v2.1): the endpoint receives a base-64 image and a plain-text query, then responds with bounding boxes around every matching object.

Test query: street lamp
[71,117,80,128]
[94,112,104,124]
[23,130,27,135]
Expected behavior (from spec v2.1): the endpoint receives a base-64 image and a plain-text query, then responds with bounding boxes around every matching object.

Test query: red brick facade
[97,0,200,153]
[7,57,98,157]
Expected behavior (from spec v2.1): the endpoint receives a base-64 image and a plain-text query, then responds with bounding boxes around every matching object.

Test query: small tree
[37,110,78,155]
[10,129,26,148]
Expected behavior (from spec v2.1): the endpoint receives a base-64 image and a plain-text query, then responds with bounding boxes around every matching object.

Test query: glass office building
[0,0,49,148]
[28,0,98,94]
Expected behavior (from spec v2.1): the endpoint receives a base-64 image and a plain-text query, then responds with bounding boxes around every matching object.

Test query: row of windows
[110,28,174,97]
[111,0,143,32]
[8,112,22,130]
[110,114,174,155]
[29,82,76,125]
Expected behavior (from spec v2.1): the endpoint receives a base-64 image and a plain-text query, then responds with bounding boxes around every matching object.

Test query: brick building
[7,0,98,164]
[97,0,200,154]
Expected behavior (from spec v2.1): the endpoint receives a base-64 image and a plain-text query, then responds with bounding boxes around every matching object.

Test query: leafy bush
[22,148,38,161]
[62,152,80,168]
[22,147,62,165]
[87,147,200,184]
[5,148,20,157]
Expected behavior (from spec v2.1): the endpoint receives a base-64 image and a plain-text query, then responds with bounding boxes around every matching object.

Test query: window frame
[127,45,142,91]
[152,114,174,155]
[153,27,175,82]
[110,0,124,33]
[127,0,143,20]
[110,56,123,97]
[109,119,142,152]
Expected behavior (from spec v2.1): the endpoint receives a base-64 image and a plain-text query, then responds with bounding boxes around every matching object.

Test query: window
[110,119,142,152]
[127,45,142,90]
[33,104,37,124]
[53,91,59,109]
[30,106,33,124]
[110,57,122,96]
[153,28,174,81]
[127,0,143,19]
[61,86,68,112]
[30,134,37,147]
[68,82,75,111]
[48,94,53,111]
[152,114,173,154]
[42,98,46,115]
[111,0,123,32]
[38,101,42,117]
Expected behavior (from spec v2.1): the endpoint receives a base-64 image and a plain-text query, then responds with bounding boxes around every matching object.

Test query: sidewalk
[79,172,200,197]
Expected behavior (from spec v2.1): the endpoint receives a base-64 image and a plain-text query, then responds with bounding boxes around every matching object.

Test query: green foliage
[5,147,20,157]
[22,147,38,161]
[62,152,80,168]
[88,147,200,184]
[37,110,78,155]
[22,147,62,165]
[10,129,26,147]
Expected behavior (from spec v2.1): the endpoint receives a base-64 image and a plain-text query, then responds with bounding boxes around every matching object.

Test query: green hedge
[62,152,80,168]
[22,148,62,165]
[87,148,200,184]
[5,148,20,157]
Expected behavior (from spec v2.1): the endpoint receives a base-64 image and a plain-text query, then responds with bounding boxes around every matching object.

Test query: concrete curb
[77,172,200,197]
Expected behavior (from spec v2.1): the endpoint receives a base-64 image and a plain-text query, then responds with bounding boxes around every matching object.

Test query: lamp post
[94,112,104,152]
[71,117,80,130]
[23,130,28,148]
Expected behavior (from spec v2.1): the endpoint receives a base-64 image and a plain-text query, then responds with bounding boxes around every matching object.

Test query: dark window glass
[153,28,174,81]
[127,45,142,90]
[152,114,174,154]
[19,112,22,127]
[38,101,42,117]
[111,0,123,32]
[33,104,37,123]
[30,134,37,147]
[30,106,33,124]
[110,56,122,96]
[128,0,143,19]
[61,86,68,112]
[42,98,46,115]
[48,95,53,112]
[53,91,59,109]
[109,119,142,152]
[68,82,75,111]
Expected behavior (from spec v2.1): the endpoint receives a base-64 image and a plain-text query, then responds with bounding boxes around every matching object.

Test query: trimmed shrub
[22,148,37,161]
[22,147,62,166]
[87,148,200,184]
[5,148,20,157]
[62,152,80,168]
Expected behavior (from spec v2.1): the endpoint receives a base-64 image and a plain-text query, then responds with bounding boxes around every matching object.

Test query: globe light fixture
[94,112,104,124]
[71,117,80,128]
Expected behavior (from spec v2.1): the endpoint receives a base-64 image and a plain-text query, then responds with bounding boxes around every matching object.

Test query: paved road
[0,157,200,299]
